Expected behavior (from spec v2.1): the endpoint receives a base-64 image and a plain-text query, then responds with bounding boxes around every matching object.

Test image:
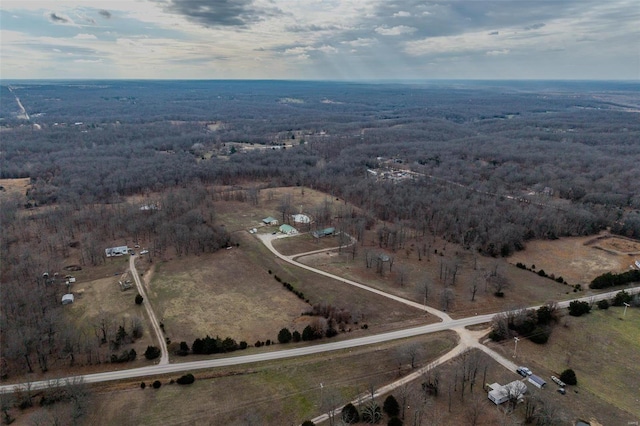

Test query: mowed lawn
[81,332,458,426]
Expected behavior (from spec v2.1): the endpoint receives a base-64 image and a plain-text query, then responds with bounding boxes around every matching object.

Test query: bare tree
[396,265,409,287]
[278,193,292,223]
[470,273,480,302]
[440,287,454,311]
[487,273,510,296]
[396,342,422,371]
[464,395,486,426]
[416,276,431,306]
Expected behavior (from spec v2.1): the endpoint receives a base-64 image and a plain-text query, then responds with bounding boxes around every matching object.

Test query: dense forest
[1,80,639,377]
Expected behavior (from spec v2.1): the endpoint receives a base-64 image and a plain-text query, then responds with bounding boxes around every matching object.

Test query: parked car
[517,367,532,377]
[557,388,566,395]
[140,250,149,255]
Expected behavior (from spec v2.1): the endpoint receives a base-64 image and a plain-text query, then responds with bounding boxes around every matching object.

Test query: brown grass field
[76,332,458,425]
[0,177,29,201]
[486,307,640,424]
[12,185,639,425]
[148,228,431,348]
[508,232,637,286]
[291,234,576,320]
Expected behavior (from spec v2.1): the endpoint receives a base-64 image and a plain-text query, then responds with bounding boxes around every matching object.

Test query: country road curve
[130,255,169,365]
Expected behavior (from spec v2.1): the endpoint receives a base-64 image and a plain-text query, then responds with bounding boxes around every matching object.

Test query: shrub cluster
[590,269,640,289]
[111,348,137,363]
[559,368,577,385]
[176,373,195,385]
[516,263,567,285]
[192,335,247,354]
[274,275,308,302]
[490,305,556,344]
[144,345,161,360]
[612,289,633,306]
[568,300,591,317]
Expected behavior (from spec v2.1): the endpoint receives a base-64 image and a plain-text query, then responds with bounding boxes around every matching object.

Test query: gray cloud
[524,23,545,30]
[49,13,69,23]
[286,24,341,33]
[158,0,281,27]
[99,10,112,19]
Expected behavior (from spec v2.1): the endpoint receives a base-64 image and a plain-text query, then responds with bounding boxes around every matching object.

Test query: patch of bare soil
[588,235,640,254]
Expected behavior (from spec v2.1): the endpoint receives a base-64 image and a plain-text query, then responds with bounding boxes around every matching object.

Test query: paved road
[130,255,169,365]
[1,285,637,394]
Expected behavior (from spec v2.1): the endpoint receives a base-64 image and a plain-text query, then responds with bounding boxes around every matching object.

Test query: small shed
[262,217,279,225]
[312,227,335,238]
[279,224,298,235]
[61,294,75,305]
[528,375,547,389]
[488,381,527,405]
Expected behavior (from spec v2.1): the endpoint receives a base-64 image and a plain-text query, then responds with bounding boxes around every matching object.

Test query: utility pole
[513,337,520,358]
[623,302,631,318]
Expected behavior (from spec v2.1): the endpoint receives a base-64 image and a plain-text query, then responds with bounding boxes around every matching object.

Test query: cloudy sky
[1,0,638,80]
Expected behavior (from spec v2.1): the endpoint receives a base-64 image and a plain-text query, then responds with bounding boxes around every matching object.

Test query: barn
[262,216,279,225]
[279,224,298,235]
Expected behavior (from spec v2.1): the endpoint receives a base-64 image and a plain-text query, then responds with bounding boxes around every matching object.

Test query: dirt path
[130,255,168,365]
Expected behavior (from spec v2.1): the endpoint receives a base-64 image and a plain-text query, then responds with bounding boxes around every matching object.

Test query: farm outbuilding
[312,227,335,238]
[528,375,547,389]
[488,381,527,405]
[262,216,279,225]
[279,224,298,235]
[61,294,75,305]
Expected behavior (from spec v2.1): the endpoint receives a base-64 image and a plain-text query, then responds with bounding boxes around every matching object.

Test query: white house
[488,381,528,405]
[292,214,310,224]
[105,246,129,257]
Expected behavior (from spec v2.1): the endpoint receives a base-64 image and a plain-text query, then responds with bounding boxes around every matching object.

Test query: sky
[1,0,639,80]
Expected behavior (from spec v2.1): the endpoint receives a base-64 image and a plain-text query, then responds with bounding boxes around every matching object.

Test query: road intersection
[1,234,638,400]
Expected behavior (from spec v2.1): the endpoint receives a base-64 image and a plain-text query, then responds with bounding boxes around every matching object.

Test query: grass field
[294,235,575,319]
[149,229,431,350]
[508,232,635,286]
[79,332,458,425]
[0,177,29,201]
[487,307,640,424]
